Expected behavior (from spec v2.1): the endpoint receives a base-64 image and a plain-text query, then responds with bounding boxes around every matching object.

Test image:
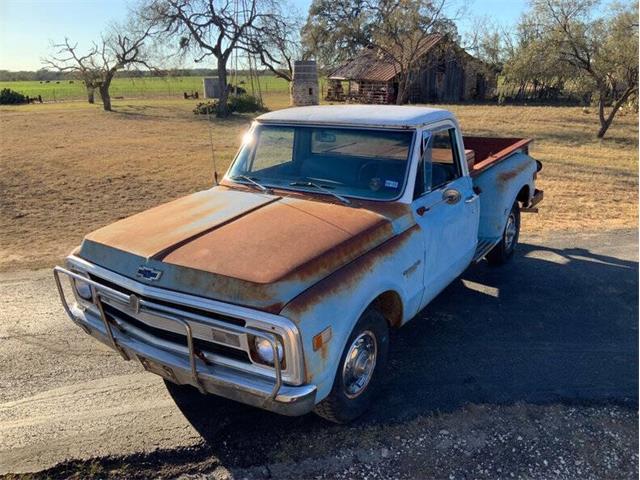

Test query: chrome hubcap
[504,212,517,250]
[342,331,377,398]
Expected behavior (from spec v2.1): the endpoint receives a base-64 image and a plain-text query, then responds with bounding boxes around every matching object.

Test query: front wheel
[487,200,520,266]
[313,307,389,424]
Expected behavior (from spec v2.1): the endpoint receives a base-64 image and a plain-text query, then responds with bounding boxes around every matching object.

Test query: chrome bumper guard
[53,266,316,416]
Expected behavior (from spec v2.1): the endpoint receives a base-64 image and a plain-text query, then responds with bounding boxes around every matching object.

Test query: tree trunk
[596,85,636,139]
[395,73,409,105]
[216,62,231,118]
[86,87,95,104]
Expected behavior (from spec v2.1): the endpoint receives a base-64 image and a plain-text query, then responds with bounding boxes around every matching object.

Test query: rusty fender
[473,152,537,240]
[280,224,425,402]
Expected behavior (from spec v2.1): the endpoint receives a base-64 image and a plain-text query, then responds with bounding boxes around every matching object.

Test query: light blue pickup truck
[54,105,543,423]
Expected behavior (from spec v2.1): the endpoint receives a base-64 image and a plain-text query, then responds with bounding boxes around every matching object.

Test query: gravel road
[0,229,637,478]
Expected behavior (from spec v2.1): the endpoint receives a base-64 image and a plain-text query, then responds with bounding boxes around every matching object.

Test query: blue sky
[0,0,528,71]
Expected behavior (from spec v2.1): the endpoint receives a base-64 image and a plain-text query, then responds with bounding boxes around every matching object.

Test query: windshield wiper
[289,181,351,205]
[231,175,272,194]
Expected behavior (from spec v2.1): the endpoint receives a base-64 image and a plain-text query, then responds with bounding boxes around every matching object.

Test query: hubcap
[342,331,377,398]
[504,212,517,250]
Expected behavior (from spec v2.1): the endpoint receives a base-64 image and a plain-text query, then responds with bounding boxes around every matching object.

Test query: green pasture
[0,75,310,101]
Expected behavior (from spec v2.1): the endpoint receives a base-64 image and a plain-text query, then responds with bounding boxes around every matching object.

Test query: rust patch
[497,160,530,188]
[84,189,276,259]
[162,196,394,285]
[284,224,420,318]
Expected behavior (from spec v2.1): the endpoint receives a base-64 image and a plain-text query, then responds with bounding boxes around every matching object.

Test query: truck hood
[78,186,415,313]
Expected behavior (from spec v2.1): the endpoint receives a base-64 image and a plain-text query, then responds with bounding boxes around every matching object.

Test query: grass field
[0,93,637,272]
[0,75,318,101]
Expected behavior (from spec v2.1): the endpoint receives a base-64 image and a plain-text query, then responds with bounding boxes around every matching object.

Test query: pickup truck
[54,105,543,423]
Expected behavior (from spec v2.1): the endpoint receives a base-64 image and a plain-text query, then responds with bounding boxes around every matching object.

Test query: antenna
[206,107,219,185]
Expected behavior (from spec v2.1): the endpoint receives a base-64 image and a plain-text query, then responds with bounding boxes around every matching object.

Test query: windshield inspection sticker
[384,180,399,189]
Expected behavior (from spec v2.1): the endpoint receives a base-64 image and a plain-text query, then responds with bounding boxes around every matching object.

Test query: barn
[326,34,496,104]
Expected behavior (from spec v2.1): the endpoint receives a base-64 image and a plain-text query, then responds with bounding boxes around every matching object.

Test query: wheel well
[373,290,403,328]
[516,185,530,206]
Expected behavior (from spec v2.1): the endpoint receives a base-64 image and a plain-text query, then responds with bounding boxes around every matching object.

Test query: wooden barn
[326,34,496,104]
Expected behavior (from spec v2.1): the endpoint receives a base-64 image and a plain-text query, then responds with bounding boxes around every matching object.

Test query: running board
[473,237,501,262]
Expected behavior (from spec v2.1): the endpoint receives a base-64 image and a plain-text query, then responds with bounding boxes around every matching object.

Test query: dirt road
[0,230,637,478]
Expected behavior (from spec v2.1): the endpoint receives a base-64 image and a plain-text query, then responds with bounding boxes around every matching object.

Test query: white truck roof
[256,105,454,129]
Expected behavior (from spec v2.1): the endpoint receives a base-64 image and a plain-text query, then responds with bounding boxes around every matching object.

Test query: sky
[0,0,528,71]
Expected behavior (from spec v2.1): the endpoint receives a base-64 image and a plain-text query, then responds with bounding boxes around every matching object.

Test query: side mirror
[442,189,461,204]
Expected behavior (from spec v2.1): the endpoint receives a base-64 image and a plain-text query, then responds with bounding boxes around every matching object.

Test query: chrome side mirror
[442,189,461,204]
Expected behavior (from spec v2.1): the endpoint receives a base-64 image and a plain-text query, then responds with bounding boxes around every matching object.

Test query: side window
[430,128,461,189]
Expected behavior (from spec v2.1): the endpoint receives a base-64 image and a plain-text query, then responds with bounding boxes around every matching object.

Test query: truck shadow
[169,232,638,465]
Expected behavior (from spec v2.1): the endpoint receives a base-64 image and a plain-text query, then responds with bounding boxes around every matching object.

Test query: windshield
[226,124,415,201]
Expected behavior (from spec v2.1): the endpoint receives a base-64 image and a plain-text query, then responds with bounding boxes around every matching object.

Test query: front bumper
[53,266,317,416]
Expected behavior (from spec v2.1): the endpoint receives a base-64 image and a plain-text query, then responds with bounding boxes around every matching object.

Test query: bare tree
[43,39,101,103]
[44,23,155,111]
[243,10,303,83]
[145,0,279,117]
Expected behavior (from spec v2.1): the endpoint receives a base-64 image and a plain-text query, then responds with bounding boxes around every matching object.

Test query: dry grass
[0,95,637,272]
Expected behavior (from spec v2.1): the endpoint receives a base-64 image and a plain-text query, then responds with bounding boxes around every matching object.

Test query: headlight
[73,277,93,301]
[253,336,283,366]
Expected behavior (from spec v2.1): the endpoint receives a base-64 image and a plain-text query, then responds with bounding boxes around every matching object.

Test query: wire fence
[0,75,329,103]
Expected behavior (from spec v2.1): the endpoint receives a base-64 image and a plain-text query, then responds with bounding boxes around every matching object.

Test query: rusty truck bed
[463,137,533,177]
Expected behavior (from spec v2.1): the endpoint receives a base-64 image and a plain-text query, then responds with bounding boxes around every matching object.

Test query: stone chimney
[291,61,319,106]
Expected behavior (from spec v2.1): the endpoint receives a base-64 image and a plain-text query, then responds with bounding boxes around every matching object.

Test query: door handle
[465,194,479,204]
[416,206,427,216]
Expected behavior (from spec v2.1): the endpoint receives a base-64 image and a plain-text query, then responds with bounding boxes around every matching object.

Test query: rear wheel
[314,307,389,424]
[487,200,520,266]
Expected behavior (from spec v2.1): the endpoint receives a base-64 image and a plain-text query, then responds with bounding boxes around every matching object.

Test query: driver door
[412,127,479,309]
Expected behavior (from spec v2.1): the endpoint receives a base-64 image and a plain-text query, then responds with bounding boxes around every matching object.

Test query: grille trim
[103,303,251,363]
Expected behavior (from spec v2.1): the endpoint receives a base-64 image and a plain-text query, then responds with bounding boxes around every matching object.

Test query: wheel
[487,200,520,266]
[314,307,389,423]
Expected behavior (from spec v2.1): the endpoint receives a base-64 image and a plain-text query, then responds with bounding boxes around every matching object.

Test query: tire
[487,200,520,266]
[313,307,389,424]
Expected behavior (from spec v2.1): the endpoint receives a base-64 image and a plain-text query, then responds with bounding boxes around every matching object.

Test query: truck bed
[463,137,533,176]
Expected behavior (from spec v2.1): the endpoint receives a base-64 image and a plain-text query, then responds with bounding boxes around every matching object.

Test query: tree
[145,0,281,117]
[370,0,458,104]
[43,39,101,104]
[44,23,155,111]
[302,0,458,104]
[301,0,374,69]
[243,9,303,83]
[530,0,638,138]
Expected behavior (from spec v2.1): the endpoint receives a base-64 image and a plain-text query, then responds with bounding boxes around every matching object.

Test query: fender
[473,152,537,239]
[280,224,425,401]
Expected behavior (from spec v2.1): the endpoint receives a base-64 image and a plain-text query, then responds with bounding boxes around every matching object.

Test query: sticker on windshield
[384,180,399,189]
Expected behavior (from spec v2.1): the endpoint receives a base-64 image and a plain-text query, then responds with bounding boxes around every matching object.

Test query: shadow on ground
[161,233,638,467]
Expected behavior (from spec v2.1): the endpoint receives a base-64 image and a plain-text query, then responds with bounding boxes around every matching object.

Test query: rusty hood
[78,186,415,313]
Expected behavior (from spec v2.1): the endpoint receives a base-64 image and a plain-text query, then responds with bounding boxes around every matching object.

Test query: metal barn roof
[328,34,443,82]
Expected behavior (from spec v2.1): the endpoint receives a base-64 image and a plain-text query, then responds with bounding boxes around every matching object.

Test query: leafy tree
[529,0,638,137]
[302,0,458,103]
[301,0,374,68]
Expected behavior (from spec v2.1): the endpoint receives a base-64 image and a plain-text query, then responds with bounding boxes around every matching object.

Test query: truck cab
[54,105,542,423]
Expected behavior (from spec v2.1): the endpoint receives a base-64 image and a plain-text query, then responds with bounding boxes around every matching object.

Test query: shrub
[193,100,218,115]
[0,88,27,105]
[193,95,267,115]
[228,94,266,113]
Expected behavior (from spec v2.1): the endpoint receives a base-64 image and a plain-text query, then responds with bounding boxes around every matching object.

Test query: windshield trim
[225,123,417,203]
